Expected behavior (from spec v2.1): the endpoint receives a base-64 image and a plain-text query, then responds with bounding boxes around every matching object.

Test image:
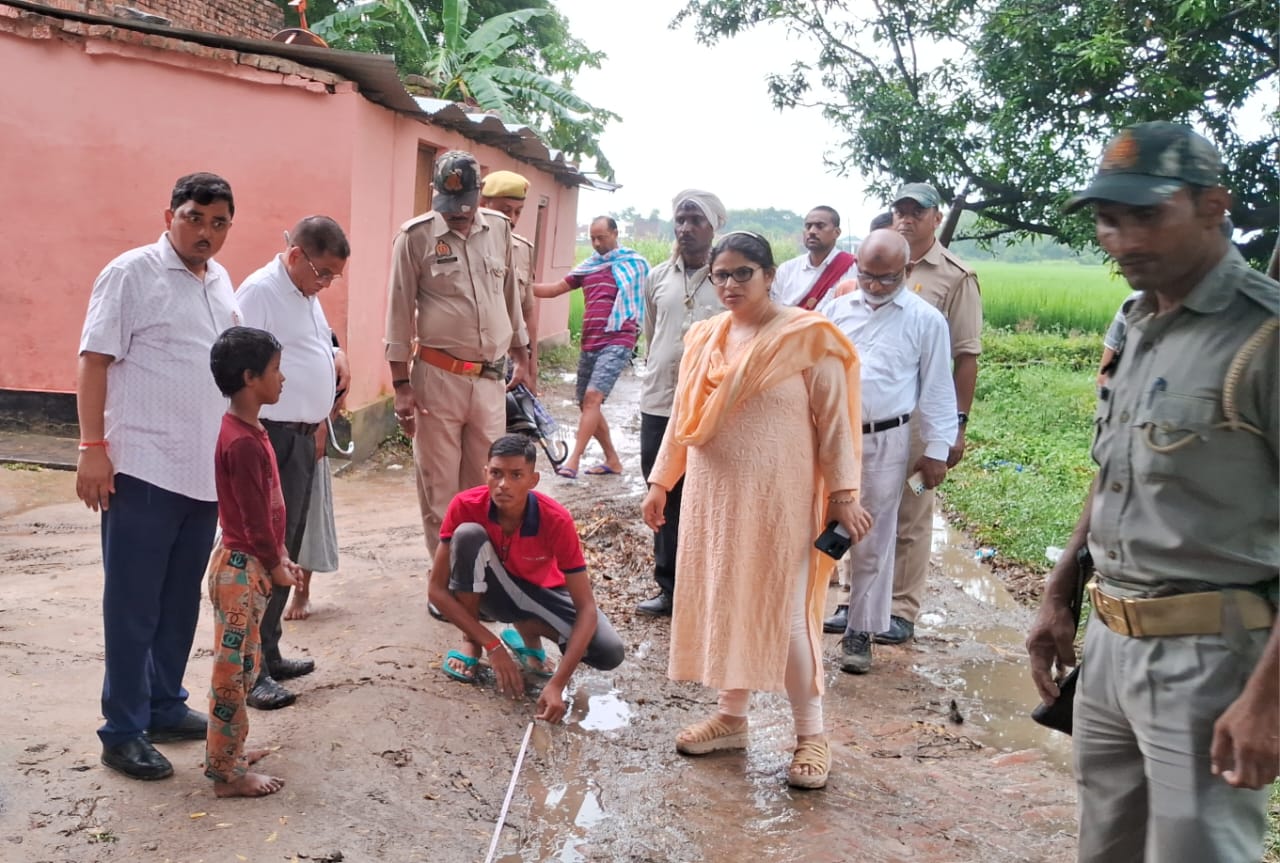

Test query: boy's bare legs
[285,570,313,620]
[213,750,281,797]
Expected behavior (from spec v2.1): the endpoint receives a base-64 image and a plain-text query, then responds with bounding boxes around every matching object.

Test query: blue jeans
[98,474,217,747]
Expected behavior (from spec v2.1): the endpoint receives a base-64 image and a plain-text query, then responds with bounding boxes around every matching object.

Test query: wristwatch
[957,411,969,427]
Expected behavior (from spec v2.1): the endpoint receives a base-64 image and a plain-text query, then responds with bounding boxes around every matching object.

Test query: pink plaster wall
[0,23,576,416]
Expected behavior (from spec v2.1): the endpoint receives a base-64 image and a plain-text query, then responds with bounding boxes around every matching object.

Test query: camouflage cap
[893,182,942,209]
[1064,122,1222,213]
[432,150,481,214]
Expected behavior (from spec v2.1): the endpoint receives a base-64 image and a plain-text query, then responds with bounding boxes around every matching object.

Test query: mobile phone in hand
[814,521,852,560]
[906,471,926,496]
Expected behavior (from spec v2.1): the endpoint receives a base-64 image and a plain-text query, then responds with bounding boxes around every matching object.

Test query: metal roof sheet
[4,0,618,189]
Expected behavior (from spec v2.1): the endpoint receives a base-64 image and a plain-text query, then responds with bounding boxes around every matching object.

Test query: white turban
[672,189,727,229]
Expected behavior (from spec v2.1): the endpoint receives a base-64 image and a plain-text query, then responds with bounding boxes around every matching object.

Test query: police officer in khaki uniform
[385,151,530,555]
[1028,122,1278,862]
[826,182,982,640]
[480,170,539,386]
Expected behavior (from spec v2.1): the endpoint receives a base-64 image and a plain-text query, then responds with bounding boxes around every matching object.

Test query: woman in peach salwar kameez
[641,232,870,790]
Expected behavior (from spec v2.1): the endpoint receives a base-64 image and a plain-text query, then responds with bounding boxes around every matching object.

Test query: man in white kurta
[819,229,957,674]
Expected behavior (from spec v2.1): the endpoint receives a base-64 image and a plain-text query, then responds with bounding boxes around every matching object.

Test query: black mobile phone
[814,521,852,560]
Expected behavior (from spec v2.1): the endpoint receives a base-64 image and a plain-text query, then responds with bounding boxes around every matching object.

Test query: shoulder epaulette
[398,212,435,233]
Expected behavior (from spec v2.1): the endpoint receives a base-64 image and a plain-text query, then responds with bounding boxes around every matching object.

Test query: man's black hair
[210,326,281,397]
[592,216,618,232]
[171,172,235,218]
[489,433,537,464]
[869,211,894,231]
[291,215,351,259]
[809,205,841,227]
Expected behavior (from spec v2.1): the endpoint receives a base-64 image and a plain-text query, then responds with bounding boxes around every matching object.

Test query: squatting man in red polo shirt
[427,435,625,722]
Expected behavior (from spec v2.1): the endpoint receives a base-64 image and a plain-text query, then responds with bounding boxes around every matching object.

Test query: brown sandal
[675,716,749,755]
[787,739,830,789]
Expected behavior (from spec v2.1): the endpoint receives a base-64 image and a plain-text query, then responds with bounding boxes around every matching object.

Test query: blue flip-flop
[500,628,554,678]
[442,650,481,683]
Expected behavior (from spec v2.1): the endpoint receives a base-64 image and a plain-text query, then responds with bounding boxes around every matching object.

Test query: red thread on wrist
[78,440,109,451]
[482,638,502,653]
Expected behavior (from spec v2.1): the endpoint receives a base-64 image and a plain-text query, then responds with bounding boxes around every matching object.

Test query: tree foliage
[277,0,618,178]
[674,0,1277,265]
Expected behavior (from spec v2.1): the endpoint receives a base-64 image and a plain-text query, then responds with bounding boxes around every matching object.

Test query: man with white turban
[636,190,727,616]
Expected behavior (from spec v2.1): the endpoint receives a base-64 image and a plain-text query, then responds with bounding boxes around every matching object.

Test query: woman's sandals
[675,716,749,755]
[787,739,831,790]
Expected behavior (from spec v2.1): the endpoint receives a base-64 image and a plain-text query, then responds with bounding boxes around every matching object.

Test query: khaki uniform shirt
[909,239,982,357]
[383,210,527,364]
[511,232,535,323]
[640,255,722,417]
[1089,247,1278,594]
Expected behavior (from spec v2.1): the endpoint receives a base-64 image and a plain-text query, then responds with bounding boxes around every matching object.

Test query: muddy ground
[0,370,1077,863]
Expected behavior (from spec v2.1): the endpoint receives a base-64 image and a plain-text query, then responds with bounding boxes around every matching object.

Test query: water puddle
[920,513,1073,770]
[572,687,632,733]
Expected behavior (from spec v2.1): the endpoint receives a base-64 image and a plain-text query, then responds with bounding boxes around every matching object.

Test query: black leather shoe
[268,657,315,680]
[873,615,915,645]
[101,737,173,780]
[636,593,672,617]
[822,605,849,634]
[147,709,208,743]
[246,676,297,710]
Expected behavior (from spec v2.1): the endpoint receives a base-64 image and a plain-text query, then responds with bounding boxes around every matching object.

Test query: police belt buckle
[1087,579,1275,638]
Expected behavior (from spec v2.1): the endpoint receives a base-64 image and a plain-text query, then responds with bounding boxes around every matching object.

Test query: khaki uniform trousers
[890,414,933,622]
[1074,614,1271,862]
[411,361,505,555]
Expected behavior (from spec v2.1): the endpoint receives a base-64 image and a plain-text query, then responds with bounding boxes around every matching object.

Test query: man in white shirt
[76,173,241,781]
[771,206,857,309]
[636,189,727,616]
[236,216,351,709]
[818,229,957,674]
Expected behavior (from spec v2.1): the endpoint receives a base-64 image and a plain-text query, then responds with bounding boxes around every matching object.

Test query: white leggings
[716,559,824,736]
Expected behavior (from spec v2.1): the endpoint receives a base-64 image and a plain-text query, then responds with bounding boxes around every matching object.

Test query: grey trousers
[1073,614,1271,862]
[448,523,624,671]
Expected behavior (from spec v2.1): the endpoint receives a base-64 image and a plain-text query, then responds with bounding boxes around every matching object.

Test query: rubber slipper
[555,467,578,479]
[500,628,554,678]
[442,650,480,684]
[584,464,622,476]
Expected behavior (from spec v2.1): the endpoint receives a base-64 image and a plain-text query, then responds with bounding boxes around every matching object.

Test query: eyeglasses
[708,266,760,286]
[856,269,905,287]
[297,246,342,286]
[178,211,231,232]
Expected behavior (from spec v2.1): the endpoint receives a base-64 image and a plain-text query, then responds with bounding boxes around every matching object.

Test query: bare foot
[284,594,311,620]
[246,749,271,766]
[213,772,285,798]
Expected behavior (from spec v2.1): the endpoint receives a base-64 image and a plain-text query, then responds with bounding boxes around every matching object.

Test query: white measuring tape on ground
[482,721,535,863]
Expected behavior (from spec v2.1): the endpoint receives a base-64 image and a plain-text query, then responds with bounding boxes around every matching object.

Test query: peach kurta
[649,306,861,694]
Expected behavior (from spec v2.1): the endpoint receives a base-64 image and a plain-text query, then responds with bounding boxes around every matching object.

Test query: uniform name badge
[435,239,458,264]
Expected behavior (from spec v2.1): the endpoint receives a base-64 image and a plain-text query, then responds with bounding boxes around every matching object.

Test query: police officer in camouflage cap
[1028,121,1279,862]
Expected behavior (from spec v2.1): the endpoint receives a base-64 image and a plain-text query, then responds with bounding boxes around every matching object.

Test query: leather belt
[862,414,910,434]
[1087,579,1275,638]
[262,419,320,436]
[417,345,505,381]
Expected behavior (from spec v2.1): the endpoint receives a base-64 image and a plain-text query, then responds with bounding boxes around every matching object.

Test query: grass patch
[974,261,1131,333]
[942,328,1099,570]
[1267,784,1280,862]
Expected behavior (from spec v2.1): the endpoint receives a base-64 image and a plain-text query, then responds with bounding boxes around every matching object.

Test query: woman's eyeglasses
[708,266,760,286]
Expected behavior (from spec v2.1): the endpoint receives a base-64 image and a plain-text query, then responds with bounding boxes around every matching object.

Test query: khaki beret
[481,170,529,200]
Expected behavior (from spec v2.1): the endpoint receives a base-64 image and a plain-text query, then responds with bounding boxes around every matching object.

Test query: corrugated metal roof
[4,0,618,190]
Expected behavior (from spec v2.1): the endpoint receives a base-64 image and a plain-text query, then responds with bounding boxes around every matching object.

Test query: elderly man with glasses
[817,228,957,674]
[235,215,351,710]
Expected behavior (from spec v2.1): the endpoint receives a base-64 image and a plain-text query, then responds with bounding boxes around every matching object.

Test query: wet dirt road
[0,369,1077,862]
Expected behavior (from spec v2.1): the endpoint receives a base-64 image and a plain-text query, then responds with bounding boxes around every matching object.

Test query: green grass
[942,327,1100,570]
[974,261,1132,333]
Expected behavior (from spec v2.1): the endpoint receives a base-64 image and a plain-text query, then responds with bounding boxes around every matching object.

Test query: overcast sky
[553,0,884,234]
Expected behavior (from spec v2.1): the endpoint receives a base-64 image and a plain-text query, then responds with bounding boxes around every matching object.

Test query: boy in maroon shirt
[205,326,301,797]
